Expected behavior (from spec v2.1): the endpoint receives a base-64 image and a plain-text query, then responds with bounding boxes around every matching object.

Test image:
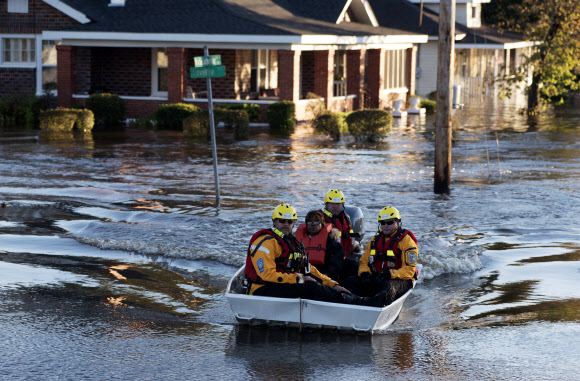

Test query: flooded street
[1,99,579,380]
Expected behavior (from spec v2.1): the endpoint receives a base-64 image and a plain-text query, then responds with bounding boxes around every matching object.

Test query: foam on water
[0,261,99,289]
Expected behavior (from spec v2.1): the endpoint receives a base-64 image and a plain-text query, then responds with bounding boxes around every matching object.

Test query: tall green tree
[483,0,580,113]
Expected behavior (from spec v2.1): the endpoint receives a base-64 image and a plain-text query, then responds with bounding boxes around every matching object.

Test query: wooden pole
[434,0,455,194]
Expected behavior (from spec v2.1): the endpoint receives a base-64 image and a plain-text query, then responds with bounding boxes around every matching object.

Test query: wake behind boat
[226,265,414,333]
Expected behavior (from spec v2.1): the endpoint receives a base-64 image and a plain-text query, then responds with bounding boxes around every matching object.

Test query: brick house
[1,0,428,121]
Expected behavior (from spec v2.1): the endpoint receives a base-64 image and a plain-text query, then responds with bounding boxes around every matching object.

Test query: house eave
[42,0,91,24]
[42,31,428,48]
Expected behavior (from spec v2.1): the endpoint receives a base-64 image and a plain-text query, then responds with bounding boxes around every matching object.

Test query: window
[251,50,277,93]
[383,49,407,90]
[2,38,35,64]
[42,40,58,91]
[8,0,28,13]
[333,50,347,97]
[152,48,168,96]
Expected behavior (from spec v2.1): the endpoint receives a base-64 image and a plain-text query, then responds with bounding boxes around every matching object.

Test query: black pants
[253,281,347,304]
[342,275,413,302]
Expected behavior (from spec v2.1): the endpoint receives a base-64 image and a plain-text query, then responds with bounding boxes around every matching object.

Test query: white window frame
[37,37,58,95]
[383,49,408,91]
[333,50,347,97]
[0,34,36,68]
[151,47,168,97]
[252,49,274,92]
[8,0,28,13]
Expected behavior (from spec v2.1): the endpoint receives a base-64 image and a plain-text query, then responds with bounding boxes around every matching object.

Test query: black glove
[379,270,391,281]
[360,272,372,291]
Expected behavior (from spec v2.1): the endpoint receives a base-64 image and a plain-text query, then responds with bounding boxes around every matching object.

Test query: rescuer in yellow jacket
[244,204,389,307]
[342,206,418,305]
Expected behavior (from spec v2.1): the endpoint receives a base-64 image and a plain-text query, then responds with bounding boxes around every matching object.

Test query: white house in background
[407,0,535,99]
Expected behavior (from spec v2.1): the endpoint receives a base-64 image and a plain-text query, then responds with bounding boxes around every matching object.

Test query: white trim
[381,87,408,94]
[42,0,91,24]
[456,41,537,49]
[333,94,357,100]
[151,48,168,97]
[428,33,467,41]
[73,94,168,101]
[337,0,353,24]
[408,0,491,4]
[0,34,37,67]
[360,0,379,27]
[42,31,428,46]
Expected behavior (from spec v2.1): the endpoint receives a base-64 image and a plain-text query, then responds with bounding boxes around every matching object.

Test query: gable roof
[42,0,427,48]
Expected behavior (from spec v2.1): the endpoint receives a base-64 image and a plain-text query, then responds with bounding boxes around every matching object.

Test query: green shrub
[85,93,126,129]
[0,95,36,129]
[420,99,436,113]
[39,108,94,132]
[217,103,261,122]
[69,109,95,132]
[267,101,296,135]
[312,112,348,140]
[183,109,249,140]
[346,109,392,142]
[154,103,200,130]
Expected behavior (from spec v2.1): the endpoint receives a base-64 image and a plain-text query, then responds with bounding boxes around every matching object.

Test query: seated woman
[295,210,344,281]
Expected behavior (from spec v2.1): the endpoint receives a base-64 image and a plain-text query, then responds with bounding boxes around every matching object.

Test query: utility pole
[434,0,455,194]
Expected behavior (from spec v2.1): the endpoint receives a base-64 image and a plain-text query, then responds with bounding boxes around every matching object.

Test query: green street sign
[194,55,222,67]
[190,65,226,79]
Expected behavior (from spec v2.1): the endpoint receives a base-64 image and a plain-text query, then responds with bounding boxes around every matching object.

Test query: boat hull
[226,266,413,333]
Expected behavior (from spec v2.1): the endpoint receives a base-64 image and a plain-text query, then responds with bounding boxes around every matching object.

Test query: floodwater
[0,98,579,380]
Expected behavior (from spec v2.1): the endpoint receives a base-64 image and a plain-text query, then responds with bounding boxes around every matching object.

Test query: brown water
[0,99,579,380]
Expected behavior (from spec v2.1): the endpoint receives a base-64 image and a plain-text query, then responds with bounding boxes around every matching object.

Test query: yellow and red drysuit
[245,228,337,295]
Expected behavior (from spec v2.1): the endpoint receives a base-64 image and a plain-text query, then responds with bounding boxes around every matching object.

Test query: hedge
[267,101,296,135]
[155,103,200,130]
[217,103,261,122]
[39,108,94,132]
[183,109,249,140]
[85,93,125,129]
[345,109,392,142]
[312,112,348,140]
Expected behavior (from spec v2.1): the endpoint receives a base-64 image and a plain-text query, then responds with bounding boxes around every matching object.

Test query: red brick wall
[366,49,383,109]
[184,48,236,99]
[0,69,36,95]
[347,49,365,109]
[278,50,300,102]
[0,0,79,33]
[56,45,74,107]
[90,48,151,96]
[314,50,334,108]
[167,47,184,103]
[300,51,315,98]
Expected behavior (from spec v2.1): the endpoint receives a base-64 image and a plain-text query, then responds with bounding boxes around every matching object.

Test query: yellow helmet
[272,204,298,220]
[324,189,345,204]
[378,206,401,222]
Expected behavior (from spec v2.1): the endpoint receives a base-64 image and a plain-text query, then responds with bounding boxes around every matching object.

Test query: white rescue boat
[226,265,414,333]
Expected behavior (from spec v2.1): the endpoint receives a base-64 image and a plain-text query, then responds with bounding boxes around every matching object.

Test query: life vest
[295,223,332,265]
[320,209,354,255]
[368,229,418,277]
[244,228,306,284]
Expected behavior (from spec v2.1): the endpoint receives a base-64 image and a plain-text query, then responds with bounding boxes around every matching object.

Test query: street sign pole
[204,45,220,208]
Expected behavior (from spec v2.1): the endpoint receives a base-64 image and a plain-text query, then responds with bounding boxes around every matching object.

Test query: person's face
[306,219,323,235]
[325,202,344,216]
[379,219,399,235]
[273,218,295,235]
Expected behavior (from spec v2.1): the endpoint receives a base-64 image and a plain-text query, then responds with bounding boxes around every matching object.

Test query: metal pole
[205,45,220,208]
[434,0,455,194]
